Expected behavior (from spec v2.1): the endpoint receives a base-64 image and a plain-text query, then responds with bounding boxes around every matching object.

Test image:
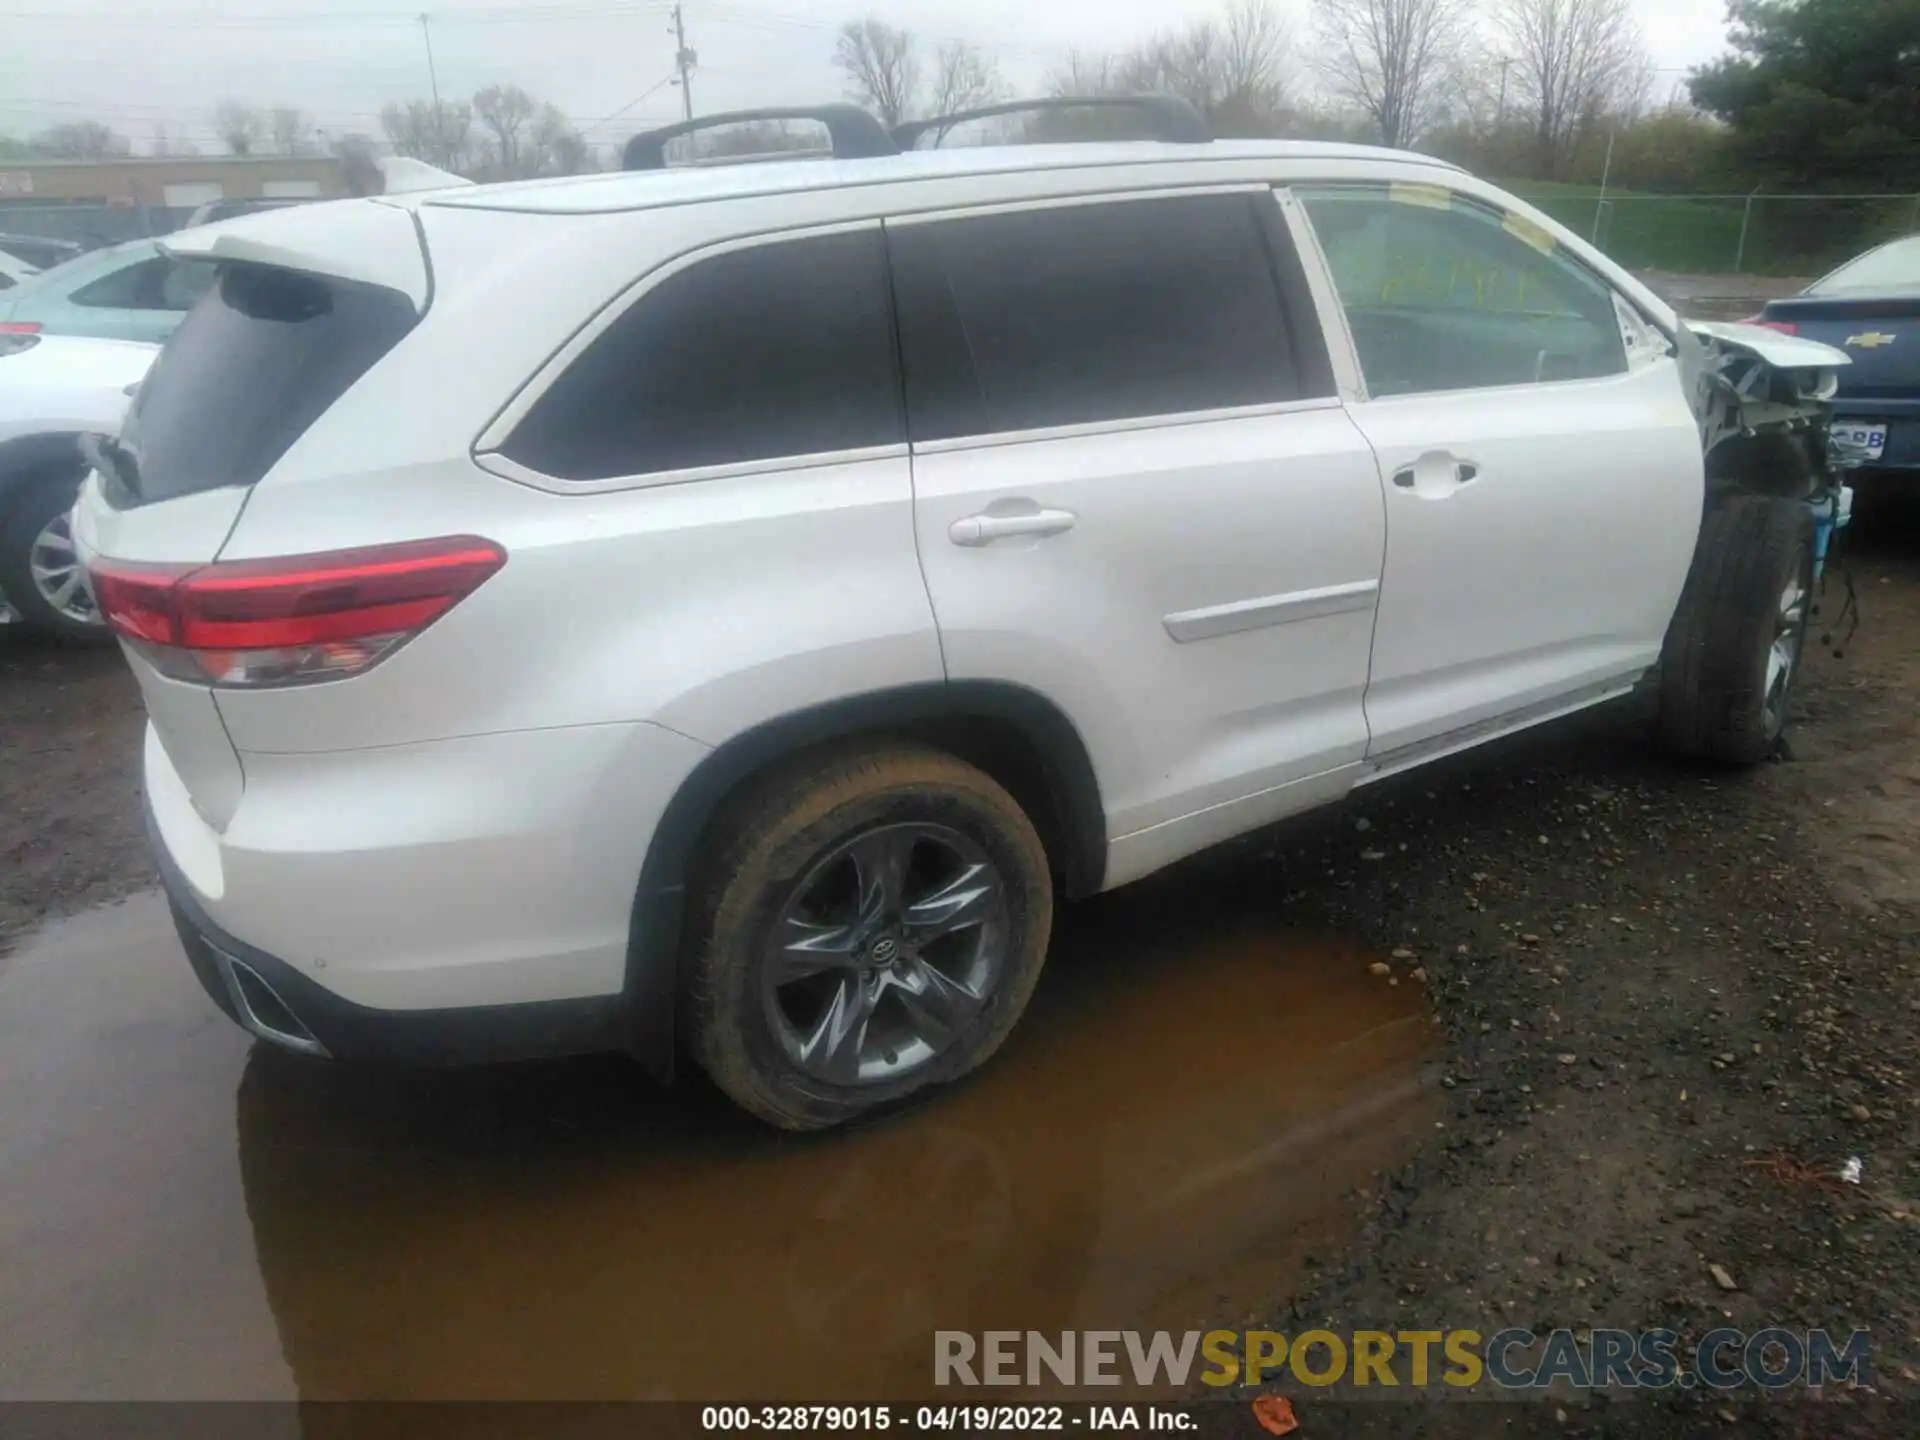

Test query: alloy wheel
[27,510,99,627]
[762,821,1009,1087]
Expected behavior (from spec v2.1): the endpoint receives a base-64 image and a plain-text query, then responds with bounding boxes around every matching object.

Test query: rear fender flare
[622,681,1108,1080]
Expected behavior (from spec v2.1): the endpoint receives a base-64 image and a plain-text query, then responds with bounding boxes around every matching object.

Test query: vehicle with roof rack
[71,95,1852,1128]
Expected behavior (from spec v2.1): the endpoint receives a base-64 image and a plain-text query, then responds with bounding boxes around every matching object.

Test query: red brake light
[89,536,506,687]
[0,321,42,335]
[1742,317,1797,334]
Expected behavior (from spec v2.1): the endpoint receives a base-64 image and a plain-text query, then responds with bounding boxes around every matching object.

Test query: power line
[579,72,681,134]
[0,2,673,26]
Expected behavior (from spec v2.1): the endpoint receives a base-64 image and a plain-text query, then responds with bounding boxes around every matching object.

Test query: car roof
[416,139,1461,216]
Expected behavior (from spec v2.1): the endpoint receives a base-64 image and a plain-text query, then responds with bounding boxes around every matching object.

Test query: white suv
[74,99,1849,1129]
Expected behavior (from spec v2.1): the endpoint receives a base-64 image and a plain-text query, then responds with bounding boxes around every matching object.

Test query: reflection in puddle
[0,854,1437,1402]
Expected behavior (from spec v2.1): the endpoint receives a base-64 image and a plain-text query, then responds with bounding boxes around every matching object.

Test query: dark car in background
[1754,234,1919,474]
[0,233,85,270]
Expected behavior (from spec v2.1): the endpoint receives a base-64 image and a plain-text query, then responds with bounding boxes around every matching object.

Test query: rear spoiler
[375,156,474,194]
[159,197,432,311]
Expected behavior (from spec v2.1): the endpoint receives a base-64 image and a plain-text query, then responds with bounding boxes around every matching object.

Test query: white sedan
[0,332,157,639]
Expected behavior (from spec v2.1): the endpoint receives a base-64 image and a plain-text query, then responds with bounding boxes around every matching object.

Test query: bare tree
[473,83,539,178]
[1312,0,1469,148]
[270,106,313,156]
[1497,0,1647,177]
[330,132,384,195]
[1038,6,1290,139]
[528,102,591,175]
[1217,0,1294,133]
[923,42,1006,138]
[834,17,920,127]
[379,98,473,172]
[30,121,129,160]
[1046,50,1118,98]
[214,101,263,156]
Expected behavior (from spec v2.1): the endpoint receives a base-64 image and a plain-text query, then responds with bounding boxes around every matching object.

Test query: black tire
[685,743,1053,1131]
[0,468,109,644]
[1657,492,1816,765]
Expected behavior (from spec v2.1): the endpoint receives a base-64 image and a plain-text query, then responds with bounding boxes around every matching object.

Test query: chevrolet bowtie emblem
[1846,331,1896,348]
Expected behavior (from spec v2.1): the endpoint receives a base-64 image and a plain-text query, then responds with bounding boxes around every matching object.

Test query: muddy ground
[2,496,1918,1437]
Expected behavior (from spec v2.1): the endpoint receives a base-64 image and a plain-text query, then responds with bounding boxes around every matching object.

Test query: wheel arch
[622,680,1108,1080]
[0,431,87,522]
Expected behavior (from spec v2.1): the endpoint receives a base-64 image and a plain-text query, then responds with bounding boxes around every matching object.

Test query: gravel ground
[1,497,1916,1436]
[1241,496,1920,1437]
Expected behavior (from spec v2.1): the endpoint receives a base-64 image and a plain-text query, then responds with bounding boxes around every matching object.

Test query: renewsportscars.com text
[934,1328,1873,1391]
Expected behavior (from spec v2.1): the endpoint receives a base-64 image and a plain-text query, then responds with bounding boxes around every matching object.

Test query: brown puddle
[0,855,1437,1402]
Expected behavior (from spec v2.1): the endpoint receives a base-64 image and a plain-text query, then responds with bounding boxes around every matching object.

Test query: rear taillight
[88,535,505,688]
[1742,317,1798,334]
[0,321,42,335]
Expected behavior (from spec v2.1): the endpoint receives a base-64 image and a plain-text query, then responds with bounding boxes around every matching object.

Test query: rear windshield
[114,262,416,505]
[1811,235,1920,295]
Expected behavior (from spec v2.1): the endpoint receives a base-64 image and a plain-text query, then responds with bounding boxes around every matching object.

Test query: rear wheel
[685,744,1053,1131]
[1657,492,1816,764]
[0,469,108,644]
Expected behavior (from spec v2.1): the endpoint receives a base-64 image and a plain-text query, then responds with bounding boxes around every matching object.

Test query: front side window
[888,193,1324,442]
[502,228,904,482]
[1298,186,1628,398]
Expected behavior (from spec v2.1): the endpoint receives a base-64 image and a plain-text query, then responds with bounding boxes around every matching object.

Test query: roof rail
[622,105,898,170]
[893,94,1213,149]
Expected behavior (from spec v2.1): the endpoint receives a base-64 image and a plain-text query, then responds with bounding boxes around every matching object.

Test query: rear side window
[501,228,903,482]
[117,263,417,505]
[71,257,215,312]
[70,257,164,310]
[887,193,1324,442]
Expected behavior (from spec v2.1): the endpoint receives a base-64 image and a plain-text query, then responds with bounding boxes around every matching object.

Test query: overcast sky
[0,0,1732,154]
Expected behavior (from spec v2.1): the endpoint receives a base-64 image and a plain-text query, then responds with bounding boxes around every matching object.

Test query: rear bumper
[154,802,631,1065]
[143,714,711,1066]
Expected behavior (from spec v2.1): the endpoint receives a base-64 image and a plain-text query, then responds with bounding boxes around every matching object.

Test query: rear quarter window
[499,227,904,482]
[115,263,417,506]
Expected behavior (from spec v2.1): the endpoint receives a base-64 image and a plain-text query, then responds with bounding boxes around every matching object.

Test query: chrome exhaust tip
[210,947,331,1058]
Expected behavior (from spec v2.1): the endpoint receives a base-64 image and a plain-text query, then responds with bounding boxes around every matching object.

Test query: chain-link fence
[1508,188,1920,279]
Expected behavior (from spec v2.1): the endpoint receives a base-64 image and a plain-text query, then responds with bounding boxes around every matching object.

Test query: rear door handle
[1391,452,1479,497]
[949,507,1077,547]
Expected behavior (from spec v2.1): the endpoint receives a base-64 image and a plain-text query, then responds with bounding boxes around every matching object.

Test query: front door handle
[1391,452,1479,498]
[949,506,1078,547]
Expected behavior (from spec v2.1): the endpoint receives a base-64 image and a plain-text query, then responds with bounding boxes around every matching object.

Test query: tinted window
[160,259,217,310]
[503,229,903,481]
[114,264,417,505]
[888,194,1316,442]
[70,256,216,312]
[1299,187,1626,397]
[70,257,165,310]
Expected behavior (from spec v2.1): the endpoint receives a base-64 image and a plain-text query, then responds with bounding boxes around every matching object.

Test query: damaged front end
[1681,320,1862,585]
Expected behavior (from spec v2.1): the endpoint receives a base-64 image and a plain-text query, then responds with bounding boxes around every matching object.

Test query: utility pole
[419,13,442,110]
[1495,56,1512,127]
[671,3,696,122]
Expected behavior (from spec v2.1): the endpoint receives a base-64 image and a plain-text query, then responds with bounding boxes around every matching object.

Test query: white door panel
[1348,359,1703,758]
[912,403,1386,865]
